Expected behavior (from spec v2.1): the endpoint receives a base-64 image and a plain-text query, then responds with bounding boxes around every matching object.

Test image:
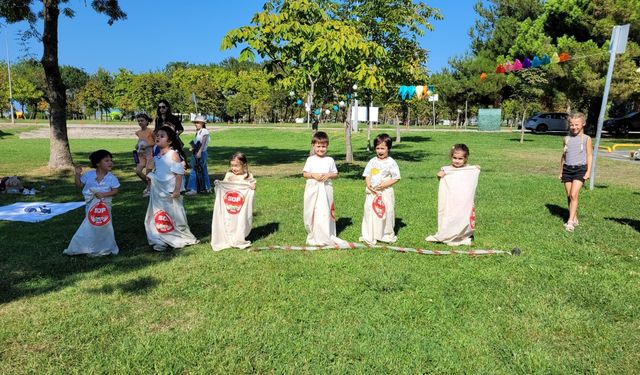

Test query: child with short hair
[134,113,155,197]
[559,112,592,232]
[360,133,400,245]
[302,131,346,246]
[144,126,198,251]
[426,144,480,246]
[64,149,120,256]
[211,152,256,251]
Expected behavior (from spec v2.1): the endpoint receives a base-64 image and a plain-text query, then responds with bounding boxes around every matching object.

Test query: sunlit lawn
[0,126,638,373]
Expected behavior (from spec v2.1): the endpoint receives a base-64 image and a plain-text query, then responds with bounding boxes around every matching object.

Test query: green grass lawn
[0,127,638,373]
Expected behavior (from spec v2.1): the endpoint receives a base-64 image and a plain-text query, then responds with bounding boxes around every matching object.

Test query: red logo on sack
[88,201,111,227]
[223,191,245,215]
[330,202,336,221]
[154,210,175,233]
[372,195,386,219]
[470,207,476,229]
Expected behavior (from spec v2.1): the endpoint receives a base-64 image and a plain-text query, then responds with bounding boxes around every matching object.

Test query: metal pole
[5,36,15,125]
[590,29,620,190]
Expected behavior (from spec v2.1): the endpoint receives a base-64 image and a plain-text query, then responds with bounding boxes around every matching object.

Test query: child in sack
[426,144,480,246]
[302,131,347,246]
[211,152,256,251]
[144,126,198,251]
[360,133,400,245]
[64,149,120,256]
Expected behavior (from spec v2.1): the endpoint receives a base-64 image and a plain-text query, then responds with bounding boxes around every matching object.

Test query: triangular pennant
[495,64,505,74]
[559,52,571,62]
[522,57,532,68]
[541,55,551,65]
[513,59,523,71]
[551,52,560,64]
[532,56,541,67]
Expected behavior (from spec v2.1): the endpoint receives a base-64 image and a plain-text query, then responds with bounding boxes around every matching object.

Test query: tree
[61,65,89,119]
[0,0,126,169]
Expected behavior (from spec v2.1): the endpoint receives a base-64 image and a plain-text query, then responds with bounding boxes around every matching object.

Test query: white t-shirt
[303,155,338,174]
[81,170,120,202]
[363,156,400,187]
[303,155,338,185]
[194,128,210,150]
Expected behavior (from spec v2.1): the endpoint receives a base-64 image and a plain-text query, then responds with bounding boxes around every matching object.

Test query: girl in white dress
[144,126,198,251]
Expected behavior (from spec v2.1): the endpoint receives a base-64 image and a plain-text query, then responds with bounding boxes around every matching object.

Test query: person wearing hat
[185,115,211,195]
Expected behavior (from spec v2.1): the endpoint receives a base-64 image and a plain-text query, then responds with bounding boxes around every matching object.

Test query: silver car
[525,112,569,133]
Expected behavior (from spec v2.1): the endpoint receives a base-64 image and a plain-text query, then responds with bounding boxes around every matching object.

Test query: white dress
[144,150,198,251]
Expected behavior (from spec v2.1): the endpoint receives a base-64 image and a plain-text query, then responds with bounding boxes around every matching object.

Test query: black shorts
[561,164,587,183]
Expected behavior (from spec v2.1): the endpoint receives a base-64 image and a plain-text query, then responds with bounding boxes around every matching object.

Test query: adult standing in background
[154,99,184,135]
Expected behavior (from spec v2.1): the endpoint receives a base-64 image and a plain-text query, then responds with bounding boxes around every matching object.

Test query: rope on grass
[255,242,521,256]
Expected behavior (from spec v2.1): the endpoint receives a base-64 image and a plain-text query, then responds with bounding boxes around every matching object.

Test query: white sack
[360,187,397,245]
[426,166,480,246]
[63,197,118,256]
[211,180,255,251]
[303,179,348,246]
[145,174,198,251]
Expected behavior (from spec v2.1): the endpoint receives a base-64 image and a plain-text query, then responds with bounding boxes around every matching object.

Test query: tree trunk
[344,104,353,162]
[519,105,528,144]
[42,1,73,169]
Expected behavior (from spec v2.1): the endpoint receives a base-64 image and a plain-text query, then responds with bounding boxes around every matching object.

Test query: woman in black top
[154,99,184,135]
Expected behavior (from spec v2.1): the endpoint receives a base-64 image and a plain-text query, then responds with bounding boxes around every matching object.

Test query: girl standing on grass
[134,113,155,197]
[360,133,400,245]
[211,152,256,251]
[144,126,198,251]
[559,112,592,232]
[426,144,480,246]
[64,149,120,256]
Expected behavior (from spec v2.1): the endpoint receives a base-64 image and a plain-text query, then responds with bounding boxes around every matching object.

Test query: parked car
[524,112,569,133]
[603,111,640,135]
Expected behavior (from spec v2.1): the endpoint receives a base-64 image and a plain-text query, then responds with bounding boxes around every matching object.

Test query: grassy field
[0,126,638,373]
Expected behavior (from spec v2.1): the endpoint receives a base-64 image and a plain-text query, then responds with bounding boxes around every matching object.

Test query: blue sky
[1,1,478,74]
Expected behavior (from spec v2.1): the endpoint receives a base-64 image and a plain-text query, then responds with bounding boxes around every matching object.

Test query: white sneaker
[185,190,197,196]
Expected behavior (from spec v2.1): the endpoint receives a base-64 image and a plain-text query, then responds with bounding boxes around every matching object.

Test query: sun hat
[192,115,207,124]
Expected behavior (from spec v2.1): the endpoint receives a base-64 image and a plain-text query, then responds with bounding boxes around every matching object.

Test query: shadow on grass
[509,138,534,142]
[247,222,280,242]
[398,136,432,143]
[0,179,199,305]
[86,276,159,296]
[0,130,11,139]
[605,217,640,233]
[394,217,407,235]
[545,204,568,222]
[336,217,353,236]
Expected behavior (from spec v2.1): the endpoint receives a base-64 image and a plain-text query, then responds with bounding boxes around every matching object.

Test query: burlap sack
[63,197,119,256]
[211,180,255,251]
[426,166,480,246]
[360,187,397,245]
[303,179,348,246]
[145,174,198,251]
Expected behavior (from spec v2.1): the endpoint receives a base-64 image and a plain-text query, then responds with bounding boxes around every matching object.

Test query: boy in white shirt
[302,131,345,246]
